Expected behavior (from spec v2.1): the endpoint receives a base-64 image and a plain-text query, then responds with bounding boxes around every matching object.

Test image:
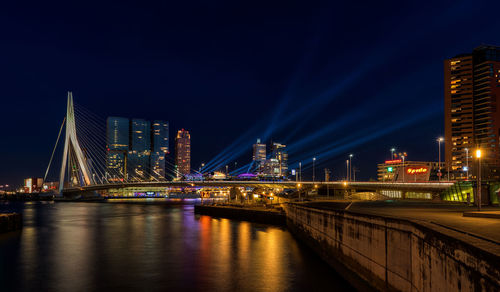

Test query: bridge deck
[63,180,455,193]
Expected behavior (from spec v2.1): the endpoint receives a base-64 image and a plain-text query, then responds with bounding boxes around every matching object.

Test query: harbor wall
[194,205,286,226]
[0,213,22,233]
[284,203,500,291]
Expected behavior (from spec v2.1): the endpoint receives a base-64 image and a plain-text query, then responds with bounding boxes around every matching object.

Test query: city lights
[3,5,500,292]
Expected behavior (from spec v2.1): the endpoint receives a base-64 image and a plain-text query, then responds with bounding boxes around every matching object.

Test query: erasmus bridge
[47,92,454,199]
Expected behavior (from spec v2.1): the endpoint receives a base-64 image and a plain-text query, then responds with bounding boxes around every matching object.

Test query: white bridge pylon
[59,92,94,193]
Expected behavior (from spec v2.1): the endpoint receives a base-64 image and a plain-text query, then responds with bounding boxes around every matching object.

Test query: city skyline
[1,1,500,186]
[3,2,500,292]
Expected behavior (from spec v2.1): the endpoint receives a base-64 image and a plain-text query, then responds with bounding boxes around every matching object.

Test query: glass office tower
[128,119,151,180]
[151,120,169,179]
[271,142,288,178]
[252,138,266,173]
[106,117,129,182]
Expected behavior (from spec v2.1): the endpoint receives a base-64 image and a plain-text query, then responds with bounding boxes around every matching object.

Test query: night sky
[1,0,500,186]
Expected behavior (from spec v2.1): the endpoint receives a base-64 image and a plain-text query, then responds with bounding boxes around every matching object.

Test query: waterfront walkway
[305,200,500,256]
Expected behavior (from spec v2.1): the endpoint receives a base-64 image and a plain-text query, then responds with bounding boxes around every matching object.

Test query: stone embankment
[284,202,500,292]
[194,205,286,226]
[0,213,22,233]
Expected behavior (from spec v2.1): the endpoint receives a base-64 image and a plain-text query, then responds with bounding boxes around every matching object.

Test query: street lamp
[312,157,316,182]
[476,149,482,211]
[390,148,396,160]
[398,152,407,183]
[297,183,302,201]
[349,154,353,182]
[346,159,349,182]
[437,137,444,181]
[299,162,302,182]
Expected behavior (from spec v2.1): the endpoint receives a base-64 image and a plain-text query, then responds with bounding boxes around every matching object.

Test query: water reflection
[0,202,351,291]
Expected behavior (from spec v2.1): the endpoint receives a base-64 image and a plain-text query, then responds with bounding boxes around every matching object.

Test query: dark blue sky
[1,0,499,185]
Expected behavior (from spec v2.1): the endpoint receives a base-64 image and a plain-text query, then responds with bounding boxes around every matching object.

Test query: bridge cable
[44,117,66,183]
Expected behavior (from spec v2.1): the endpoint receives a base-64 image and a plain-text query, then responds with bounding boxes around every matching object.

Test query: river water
[0,201,352,292]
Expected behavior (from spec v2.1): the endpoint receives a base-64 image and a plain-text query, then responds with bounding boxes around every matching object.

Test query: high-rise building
[271,142,288,177]
[444,45,500,179]
[262,158,280,177]
[151,120,169,179]
[129,119,151,180]
[175,129,191,177]
[106,117,129,181]
[252,138,266,172]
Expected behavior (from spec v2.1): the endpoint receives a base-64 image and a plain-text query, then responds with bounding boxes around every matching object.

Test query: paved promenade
[305,200,500,256]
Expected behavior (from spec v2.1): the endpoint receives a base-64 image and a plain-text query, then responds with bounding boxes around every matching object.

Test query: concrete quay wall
[0,213,22,233]
[284,203,500,292]
[194,205,286,226]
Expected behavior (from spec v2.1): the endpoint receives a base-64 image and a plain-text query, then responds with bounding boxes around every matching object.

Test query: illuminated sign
[212,172,226,179]
[387,167,393,172]
[385,159,402,164]
[406,167,428,174]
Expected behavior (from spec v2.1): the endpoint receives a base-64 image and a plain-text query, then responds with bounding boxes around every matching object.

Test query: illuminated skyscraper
[175,129,191,177]
[151,120,169,179]
[271,142,288,177]
[106,117,129,181]
[444,45,500,179]
[252,138,266,172]
[128,119,151,180]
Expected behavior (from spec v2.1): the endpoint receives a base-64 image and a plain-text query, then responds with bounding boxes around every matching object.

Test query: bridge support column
[58,92,94,193]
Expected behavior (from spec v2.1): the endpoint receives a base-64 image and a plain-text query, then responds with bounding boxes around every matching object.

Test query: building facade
[128,119,151,180]
[106,117,129,181]
[151,120,169,179]
[270,142,288,177]
[175,129,191,177]
[252,138,266,172]
[24,177,43,193]
[377,159,442,182]
[106,117,170,181]
[255,141,288,179]
[444,45,500,180]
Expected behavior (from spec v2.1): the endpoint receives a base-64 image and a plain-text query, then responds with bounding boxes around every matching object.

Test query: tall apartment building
[175,129,191,177]
[444,45,500,179]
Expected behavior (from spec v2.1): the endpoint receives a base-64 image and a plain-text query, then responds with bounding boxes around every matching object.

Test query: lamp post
[299,162,302,182]
[346,159,349,182]
[391,148,396,160]
[312,157,316,182]
[402,154,406,183]
[476,149,482,211]
[349,154,353,182]
[437,137,444,181]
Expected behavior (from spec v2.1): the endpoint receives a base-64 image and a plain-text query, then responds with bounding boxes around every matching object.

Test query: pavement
[463,211,500,219]
[302,200,500,256]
